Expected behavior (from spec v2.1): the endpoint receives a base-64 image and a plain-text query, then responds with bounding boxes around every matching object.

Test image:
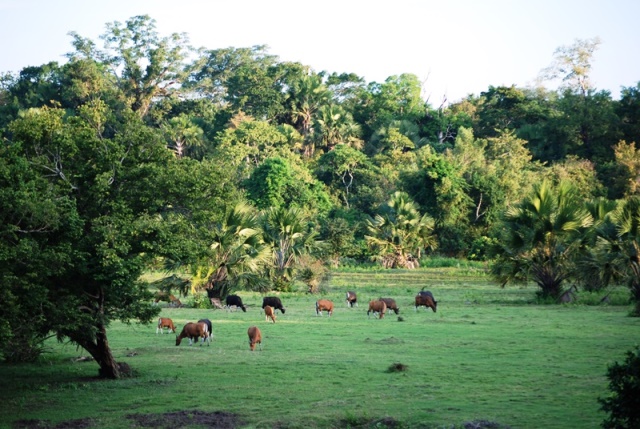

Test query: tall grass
[1,269,638,428]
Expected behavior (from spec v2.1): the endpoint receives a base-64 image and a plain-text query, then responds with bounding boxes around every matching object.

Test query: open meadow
[1,267,639,428]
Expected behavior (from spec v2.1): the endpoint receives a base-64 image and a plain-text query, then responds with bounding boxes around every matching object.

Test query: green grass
[1,269,639,428]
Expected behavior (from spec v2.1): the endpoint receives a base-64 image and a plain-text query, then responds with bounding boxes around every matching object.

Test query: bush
[599,346,640,429]
[191,293,210,309]
[272,278,293,293]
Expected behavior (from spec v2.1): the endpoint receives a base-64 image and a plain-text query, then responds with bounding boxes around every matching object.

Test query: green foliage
[260,206,324,289]
[244,156,331,216]
[617,83,640,145]
[190,293,211,309]
[0,99,199,376]
[467,236,499,261]
[195,202,271,298]
[545,155,607,199]
[599,347,640,429]
[313,103,363,152]
[68,15,194,117]
[189,45,297,120]
[213,118,291,177]
[403,145,473,255]
[491,180,593,300]
[316,143,370,209]
[365,191,437,267]
[320,216,357,262]
[609,141,640,198]
[244,156,293,209]
[296,255,330,294]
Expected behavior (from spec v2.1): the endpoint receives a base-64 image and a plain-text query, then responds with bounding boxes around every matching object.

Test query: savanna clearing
[1,268,638,429]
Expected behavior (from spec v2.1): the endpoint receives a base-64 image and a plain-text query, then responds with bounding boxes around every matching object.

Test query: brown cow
[264,305,276,323]
[367,300,387,319]
[156,317,176,334]
[315,299,334,316]
[248,326,262,351]
[379,298,399,315]
[176,322,210,346]
[346,291,358,307]
[153,291,183,307]
[415,290,437,312]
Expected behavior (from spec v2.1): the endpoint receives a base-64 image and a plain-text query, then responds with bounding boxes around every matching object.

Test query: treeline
[2,19,638,261]
[2,16,640,374]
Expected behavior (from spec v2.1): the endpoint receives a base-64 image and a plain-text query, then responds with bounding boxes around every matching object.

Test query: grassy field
[1,268,639,428]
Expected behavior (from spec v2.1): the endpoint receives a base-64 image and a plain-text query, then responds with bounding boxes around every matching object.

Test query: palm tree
[313,104,363,152]
[200,202,271,298]
[589,197,640,315]
[260,206,323,291]
[573,198,618,291]
[365,191,437,268]
[491,180,593,300]
[286,74,331,156]
[367,119,425,156]
[161,114,204,158]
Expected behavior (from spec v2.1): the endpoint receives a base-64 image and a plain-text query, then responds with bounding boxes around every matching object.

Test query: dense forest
[2,15,640,377]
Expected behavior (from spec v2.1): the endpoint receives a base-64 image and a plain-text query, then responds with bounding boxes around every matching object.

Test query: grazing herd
[158,290,438,351]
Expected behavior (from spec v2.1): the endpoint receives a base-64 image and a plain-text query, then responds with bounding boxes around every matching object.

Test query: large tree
[0,102,184,378]
[68,15,193,117]
[539,37,602,97]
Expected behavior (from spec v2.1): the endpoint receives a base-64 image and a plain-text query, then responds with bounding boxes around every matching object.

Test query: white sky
[1,0,638,104]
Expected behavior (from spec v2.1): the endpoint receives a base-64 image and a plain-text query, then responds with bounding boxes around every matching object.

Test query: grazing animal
[210,298,225,310]
[379,298,400,315]
[153,291,183,307]
[262,296,285,314]
[248,326,262,351]
[156,317,176,334]
[315,299,334,316]
[225,294,247,312]
[367,300,387,319]
[198,319,213,344]
[264,305,276,323]
[415,290,437,312]
[346,291,358,307]
[176,322,210,346]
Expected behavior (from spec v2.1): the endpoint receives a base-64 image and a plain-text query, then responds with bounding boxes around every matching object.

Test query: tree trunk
[95,326,121,379]
[71,324,121,379]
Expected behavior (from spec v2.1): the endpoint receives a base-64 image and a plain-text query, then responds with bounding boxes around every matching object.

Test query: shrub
[191,293,210,309]
[599,346,640,429]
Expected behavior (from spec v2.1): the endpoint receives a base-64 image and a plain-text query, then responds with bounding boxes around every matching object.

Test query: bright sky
[1,0,638,104]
